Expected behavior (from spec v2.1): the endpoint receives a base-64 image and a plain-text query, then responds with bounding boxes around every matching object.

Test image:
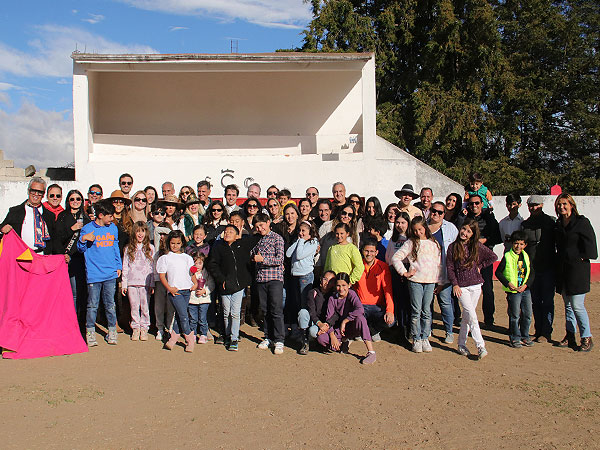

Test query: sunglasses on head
[29,189,45,196]
[120,181,133,186]
[89,190,102,196]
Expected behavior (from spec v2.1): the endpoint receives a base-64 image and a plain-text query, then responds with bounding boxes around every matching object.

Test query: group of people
[1,171,596,364]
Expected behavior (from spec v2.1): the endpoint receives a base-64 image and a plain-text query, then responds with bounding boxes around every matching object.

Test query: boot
[555,331,577,349]
[579,337,594,352]
[298,329,309,355]
[164,331,180,350]
[184,331,196,353]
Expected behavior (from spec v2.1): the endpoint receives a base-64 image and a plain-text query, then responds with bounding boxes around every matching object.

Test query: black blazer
[0,200,56,254]
[555,215,598,295]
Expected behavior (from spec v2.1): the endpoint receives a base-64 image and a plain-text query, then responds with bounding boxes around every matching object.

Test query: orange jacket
[353,259,394,314]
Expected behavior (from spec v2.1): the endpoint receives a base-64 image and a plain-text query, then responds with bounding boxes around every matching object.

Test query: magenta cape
[0,230,88,359]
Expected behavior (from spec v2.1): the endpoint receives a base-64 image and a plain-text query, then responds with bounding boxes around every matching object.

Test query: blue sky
[0,0,312,167]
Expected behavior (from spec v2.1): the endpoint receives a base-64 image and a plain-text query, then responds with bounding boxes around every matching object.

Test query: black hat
[394,184,419,199]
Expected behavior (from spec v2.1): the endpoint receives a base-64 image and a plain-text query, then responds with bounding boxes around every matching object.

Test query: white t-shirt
[21,205,41,249]
[156,252,194,290]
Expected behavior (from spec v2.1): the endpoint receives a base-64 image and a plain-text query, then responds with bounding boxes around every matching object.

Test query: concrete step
[0,167,25,178]
[0,159,14,168]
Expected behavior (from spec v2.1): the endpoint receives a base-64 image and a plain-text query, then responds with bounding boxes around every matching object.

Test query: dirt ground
[1,283,599,450]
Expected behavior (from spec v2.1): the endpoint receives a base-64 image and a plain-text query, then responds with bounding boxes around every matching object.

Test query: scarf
[27,202,50,249]
[42,201,64,220]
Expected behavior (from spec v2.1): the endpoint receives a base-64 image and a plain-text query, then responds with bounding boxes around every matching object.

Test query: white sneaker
[422,338,432,352]
[444,333,454,344]
[274,342,284,355]
[155,330,163,341]
[412,339,423,353]
[478,347,488,360]
[257,339,271,350]
[371,332,382,342]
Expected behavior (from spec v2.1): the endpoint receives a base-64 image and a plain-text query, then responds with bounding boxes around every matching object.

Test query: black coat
[555,215,597,295]
[521,212,556,273]
[206,236,256,295]
[468,209,502,249]
[0,200,56,254]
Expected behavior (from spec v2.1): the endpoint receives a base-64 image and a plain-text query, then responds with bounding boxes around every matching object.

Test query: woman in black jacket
[554,193,597,352]
[206,224,254,351]
[54,189,90,328]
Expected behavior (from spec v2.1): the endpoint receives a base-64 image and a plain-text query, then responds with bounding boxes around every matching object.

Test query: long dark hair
[365,196,384,218]
[451,218,480,269]
[391,211,411,243]
[408,216,438,261]
[65,189,84,214]
[445,192,463,221]
[347,194,365,218]
[203,200,229,225]
[166,230,187,253]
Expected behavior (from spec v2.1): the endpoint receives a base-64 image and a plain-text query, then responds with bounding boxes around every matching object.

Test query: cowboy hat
[158,194,183,207]
[394,184,419,199]
[108,190,132,205]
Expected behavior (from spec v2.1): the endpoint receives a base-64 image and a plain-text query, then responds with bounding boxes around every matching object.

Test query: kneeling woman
[316,272,376,364]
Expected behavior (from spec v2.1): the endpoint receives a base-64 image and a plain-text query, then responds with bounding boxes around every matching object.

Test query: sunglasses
[29,189,45,196]
[306,193,318,197]
[120,181,133,186]
[349,199,360,204]
[113,199,125,204]
[340,211,354,217]
[430,209,445,215]
[267,191,278,195]
[153,210,166,215]
[69,197,83,202]
[181,191,190,195]
[48,194,62,199]
[89,190,102,196]
[211,208,223,212]
[134,198,147,203]
[469,201,481,206]
[247,204,259,209]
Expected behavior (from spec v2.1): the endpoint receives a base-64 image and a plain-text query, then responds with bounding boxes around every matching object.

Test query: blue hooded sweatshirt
[77,220,122,283]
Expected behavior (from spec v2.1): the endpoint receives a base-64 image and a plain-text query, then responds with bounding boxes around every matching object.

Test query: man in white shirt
[224,184,241,215]
[498,194,524,251]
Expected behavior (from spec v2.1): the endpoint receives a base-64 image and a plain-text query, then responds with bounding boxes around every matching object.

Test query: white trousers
[458,284,485,350]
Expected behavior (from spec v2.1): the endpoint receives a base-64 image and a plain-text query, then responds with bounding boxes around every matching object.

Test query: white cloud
[56,79,70,85]
[0,101,73,168]
[0,25,158,78]
[0,82,18,91]
[82,13,105,24]
[119,0,311,29]
[169,26,189,31]
[0,93,9,105]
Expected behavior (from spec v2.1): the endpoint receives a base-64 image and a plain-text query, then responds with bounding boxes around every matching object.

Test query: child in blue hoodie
[78,200,122,347]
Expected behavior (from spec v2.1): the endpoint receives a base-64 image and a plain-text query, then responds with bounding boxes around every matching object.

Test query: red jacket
[353,259,394,314]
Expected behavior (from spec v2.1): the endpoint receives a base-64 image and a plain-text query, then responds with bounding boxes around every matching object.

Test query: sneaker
[206,332,214,341]
[579,337,594,352]
[229,340,239,352]
[521,338,535,347]
[412,339,423,353]
[371,332,382,342]
[361,351,376,364]
[510,340,523,348]
[86,330,98,347]
[298,340,309,355]
[422,338,432,352]
[214,335,225,345]
[274,342,284,355]
[131,329,140,341]
[257,339,271,350]
[478,347,488,360]
[458,345,470,356]
[106,329,118,345]
[155,330,163,341]
[140,329,148,341]
[444,333,454,344]
[197,335,208,344]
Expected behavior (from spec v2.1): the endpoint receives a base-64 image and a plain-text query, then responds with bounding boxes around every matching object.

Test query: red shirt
[353,259,394,314]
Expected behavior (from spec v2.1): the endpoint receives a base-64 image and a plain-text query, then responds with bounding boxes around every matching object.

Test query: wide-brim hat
[394,184,419,199]
[184,193,201,207]
[108,190,132,205]
[158,194,183,207]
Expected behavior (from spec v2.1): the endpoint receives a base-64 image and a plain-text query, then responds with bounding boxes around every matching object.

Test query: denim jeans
[407,281,435,340]
[531,270,555,337]
[481,263,495,325]
[298,309,320,338]
[436,284,454,334]
[168,289,191,335]
[563,292,592,338]
[257,280,285,343]
[363,304,395,335]
[86,278,117,331]
[222,289,244,341]
[285,274,312,324]
[506,289,533,342]
[188,303,210,336]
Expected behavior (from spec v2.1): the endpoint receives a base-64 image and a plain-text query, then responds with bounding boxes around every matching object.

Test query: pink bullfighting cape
[0,230,88,358]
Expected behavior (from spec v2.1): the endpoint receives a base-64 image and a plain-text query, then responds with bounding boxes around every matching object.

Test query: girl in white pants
[446,218,498,359]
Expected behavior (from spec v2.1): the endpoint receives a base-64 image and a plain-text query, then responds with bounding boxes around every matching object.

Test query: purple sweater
[446,242,497,287]
[326,289,364,328]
